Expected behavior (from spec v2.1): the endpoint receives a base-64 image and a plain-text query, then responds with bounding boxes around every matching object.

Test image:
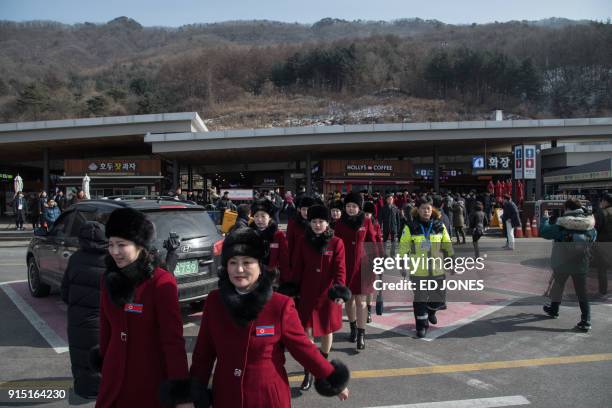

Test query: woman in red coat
[292,205,351,391]
[329,200,343,229]
[190,227,350,407]
[250,198,291,284]
[363,201,384,324]
[334,192,377,350]
[286,195,315,262]
[93,208,194,408]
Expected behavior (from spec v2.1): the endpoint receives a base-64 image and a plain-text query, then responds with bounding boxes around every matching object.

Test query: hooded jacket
[61,222,107,398]
[540,209,597,275]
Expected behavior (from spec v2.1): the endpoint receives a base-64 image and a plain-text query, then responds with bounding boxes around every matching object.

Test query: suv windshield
[144,209,217,247]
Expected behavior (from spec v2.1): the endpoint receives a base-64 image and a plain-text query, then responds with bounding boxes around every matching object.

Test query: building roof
[543,158,612,184]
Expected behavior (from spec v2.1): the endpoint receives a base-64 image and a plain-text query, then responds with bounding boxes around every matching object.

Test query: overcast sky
[1,0,610,26]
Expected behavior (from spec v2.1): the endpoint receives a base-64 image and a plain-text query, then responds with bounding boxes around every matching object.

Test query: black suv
[26,198,223,303]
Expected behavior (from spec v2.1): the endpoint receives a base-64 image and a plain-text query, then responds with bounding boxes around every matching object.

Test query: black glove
[163,232,181,252]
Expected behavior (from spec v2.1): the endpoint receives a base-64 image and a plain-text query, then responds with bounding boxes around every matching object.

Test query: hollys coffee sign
[345,163,393,176]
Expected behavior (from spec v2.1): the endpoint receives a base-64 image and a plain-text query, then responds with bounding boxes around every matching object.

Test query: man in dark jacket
[229,204,252,233]
[13,192,27,230]
[433,195,452,239]
[594,193,612,295]
[501,194,521,250]
[378,193,401,256]
[540,198,597,331]
[54,190,68,212]
[61,221,108,398]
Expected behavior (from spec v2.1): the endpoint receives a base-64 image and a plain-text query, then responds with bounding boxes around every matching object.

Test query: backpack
[561,229,595,265]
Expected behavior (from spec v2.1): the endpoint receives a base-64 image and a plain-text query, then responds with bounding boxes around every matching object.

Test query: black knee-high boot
[348,321,357,342]
[300,367,313,391]
[356,328,366,350]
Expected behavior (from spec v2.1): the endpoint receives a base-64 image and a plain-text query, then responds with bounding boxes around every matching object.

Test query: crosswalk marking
[365,395,530,408]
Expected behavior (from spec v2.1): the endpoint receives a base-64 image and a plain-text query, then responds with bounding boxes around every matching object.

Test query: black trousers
[549,272,590,321]
[412,277,446,329]
[15,211,25,228]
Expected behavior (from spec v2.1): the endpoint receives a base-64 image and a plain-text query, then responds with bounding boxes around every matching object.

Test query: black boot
[320,349,328,359]
[543,302,560,319]
[428,311,437,325]
[300,368,313,391]
[348,321,357,343]
[367,305,372,323]
[356,328,365,350]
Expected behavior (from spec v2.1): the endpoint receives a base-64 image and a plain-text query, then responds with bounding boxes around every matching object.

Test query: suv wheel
[28,258,50,297]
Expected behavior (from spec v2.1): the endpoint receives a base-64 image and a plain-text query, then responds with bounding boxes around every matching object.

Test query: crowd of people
[11,188,85,231]
[33,184,611,407]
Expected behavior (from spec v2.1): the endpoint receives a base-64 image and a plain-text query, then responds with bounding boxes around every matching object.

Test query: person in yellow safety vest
[399,197,454,338]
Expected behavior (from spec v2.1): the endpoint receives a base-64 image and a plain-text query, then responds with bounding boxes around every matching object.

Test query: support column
[306,152,312,195]
[551,139,557,148]
[43,148,49,193]
[433,146,440,193]
[535,144,542,200]
[172,160,179,191]
[187,165,193,191]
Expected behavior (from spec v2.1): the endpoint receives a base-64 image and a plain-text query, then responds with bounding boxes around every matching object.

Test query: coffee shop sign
[346,164,393,172]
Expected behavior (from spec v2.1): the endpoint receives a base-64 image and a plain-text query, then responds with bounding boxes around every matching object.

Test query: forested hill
[1,17,610,128]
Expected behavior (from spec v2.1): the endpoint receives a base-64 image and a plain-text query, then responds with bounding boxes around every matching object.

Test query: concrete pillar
[535,144,542,200]
[551,139,557,148]
[306,152,312,195]
[43,148,49,193]
[433,146,440,193]
[172,160,179,191]
[187,165,193,191]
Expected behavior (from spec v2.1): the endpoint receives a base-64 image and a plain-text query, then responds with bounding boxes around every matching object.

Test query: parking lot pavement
[1,241,611,407]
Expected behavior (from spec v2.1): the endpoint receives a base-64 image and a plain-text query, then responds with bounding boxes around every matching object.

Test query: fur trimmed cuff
[276,281,300,298]
[88,345,102,373]
[191,380,212,408]
[328,285,351,302]
[159,378,194,407]
[315,359,350,397]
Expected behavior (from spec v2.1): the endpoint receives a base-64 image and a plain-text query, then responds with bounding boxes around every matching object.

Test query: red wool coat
[286,217,307,263]
[269,229,291,283]
[97,267,189,408]
[190,291,335,408]
[334,215,377,295]
[292,234,347,336]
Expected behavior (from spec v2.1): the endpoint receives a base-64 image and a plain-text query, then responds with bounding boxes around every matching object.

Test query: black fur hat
[308,205,330,222]
[330,200,344,211]
[250,198,276,217]
[363,201,376,214]
[344,191,364,209]
[221,227,268,267]
[297,196,315,209]
[105,208,155,249]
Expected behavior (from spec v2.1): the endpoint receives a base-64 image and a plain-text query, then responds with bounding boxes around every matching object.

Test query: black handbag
[375,290,384,315]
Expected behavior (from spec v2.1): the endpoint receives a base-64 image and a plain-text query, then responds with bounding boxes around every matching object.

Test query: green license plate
[174,260,199,276]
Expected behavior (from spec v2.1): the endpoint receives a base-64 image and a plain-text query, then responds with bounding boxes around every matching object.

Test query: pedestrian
[92,208,194,408]
[469,202,488,258]
[190,227,350,407]
[399,197,454,338]
[283,191,296,220]
[378,193,401,257]
[28,192,39,229]
[540,198,597,331]
[287,195,315,262]
[61,221,107,399]
[329,200,343,229]
[38,191,48,227]
[363,201,384,324]
[501,194,521,250]
[272,188,283,224]
[44,199,61,230]
[433,195,452,237]
[594,193,612,296]
[291,205,351,391]
[452,198,467,245]
[334,192,377,350]
[54,190,67,211]
[229,204,251,233]
[250,198,291,285]
[13,191,27,230]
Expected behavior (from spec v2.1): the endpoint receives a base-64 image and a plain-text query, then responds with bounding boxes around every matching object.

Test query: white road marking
[365,395,530,408]
[0,284,68,354]
[183,322,196,328]
[0,279,27,286]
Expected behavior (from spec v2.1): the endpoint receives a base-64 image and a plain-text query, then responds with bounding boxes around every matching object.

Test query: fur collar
[557,210,595,231]
[408,217,446,235]
[340,211,365,230]
[305,226,334,253]
[250,221,278,243]
[218,271,273,327]
[104,254,154,307]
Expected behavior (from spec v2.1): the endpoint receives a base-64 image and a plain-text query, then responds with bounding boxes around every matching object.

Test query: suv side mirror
[34,228,48,237]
